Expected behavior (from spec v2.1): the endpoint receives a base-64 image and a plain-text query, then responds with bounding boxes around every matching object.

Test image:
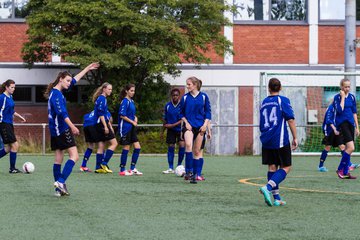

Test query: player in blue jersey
[0,79,26,173]
[118,84,142,176]
[259,78,298,207]
[179,76,211,184]
[92,82,117,173]
[81,109,115,172]
[334,78,359,179]
[45,62,99,196]
[162,88,185,174]
[318,102,346,172]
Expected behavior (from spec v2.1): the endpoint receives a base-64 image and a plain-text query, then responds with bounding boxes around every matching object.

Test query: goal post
[258,72,360,155]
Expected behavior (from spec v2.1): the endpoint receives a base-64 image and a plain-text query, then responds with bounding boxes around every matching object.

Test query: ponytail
[92,82,111,102]
[44,71,72,99]
[0,79,15,93]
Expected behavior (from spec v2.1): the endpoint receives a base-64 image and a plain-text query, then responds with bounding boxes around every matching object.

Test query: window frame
[233,0,308,24]
[0,0,28,22]
[318,0,360,24]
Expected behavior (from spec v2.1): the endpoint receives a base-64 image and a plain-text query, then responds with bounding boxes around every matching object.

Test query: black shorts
[119,126,138,145]
[322,131,342,147]
[200,134,206,150]
[339,121,355,144]
[84,125,99,143]
[181,123,203,141]
[0,122,16,144]
[166,129,182,144]
[51,128,76,151]
[96,122,115,142]
[262,144,292,167]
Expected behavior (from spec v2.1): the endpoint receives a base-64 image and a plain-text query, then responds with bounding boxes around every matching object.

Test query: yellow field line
[239,176,360,195]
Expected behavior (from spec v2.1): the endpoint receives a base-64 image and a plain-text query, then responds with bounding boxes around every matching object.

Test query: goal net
[258,72,360,155]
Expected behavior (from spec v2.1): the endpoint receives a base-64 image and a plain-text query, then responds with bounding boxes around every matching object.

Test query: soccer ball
[22,162,35,174]
[175,165,185,177]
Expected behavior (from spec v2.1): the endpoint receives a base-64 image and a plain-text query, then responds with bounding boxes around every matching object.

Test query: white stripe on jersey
[0,96,6,123]
[278,97,285,148]
[55,116,60,136]
[119,119,124,137]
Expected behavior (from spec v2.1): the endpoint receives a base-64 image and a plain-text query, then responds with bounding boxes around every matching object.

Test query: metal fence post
[42,123,46,155]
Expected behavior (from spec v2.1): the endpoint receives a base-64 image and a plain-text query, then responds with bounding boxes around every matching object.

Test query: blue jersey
[47,78,76,137]
[105,110,112,122]
[322,104,336,136]
[179,92,211,128]
[164,101,181,132]
[94,95,109,122]
[260,95,295,149]
[333,93,357,127]
[83,111,98,127]
[118,98,136,137]
[0,93,15,124]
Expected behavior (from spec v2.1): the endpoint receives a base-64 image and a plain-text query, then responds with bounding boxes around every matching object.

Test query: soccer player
[318,102,345,172]
[0,79,26,173]
[91,82,118,173]
[45,62,99,196]
[334,78,359,179]
[179,76,211,184]
[259,78,298,207]
[118,84,142,176]
[162,88,185,174]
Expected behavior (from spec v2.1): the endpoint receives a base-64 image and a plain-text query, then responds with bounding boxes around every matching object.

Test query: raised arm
[73,62,100,83]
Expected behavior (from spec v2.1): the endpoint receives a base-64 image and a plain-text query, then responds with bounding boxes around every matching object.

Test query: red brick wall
[233,25,309,64]
[0,23,28,62]
[238,86,253,155]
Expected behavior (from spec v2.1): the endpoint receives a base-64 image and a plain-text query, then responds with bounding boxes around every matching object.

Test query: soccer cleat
[80,166,92,172]
[94,168,108,174]
[196,175,205,181]
[345,173,357,179]
[259,186,273,206]
[131,168,143,176]
[119,170,133,176]
[190,175,197,184]
[184,172,193,181]
[318,166,328,172]
[336,170,345,179]
[9,168,21,174]
[54,190,62,197]
[273,199,287,206]
[54,181,70,196]
[349,163,360,171]
[100,164,113,173]
[162,168,174,174]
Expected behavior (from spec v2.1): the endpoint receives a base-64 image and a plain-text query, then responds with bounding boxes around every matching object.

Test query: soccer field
[1,155,360,240]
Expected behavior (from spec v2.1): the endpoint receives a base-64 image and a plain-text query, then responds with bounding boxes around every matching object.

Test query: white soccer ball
[22,162,35,174]
[175,165,185,177]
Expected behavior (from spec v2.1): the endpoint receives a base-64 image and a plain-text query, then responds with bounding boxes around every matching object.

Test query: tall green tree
[22,0,233,122]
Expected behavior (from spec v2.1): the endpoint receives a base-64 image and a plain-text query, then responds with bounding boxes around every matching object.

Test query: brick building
[0,0,358,154]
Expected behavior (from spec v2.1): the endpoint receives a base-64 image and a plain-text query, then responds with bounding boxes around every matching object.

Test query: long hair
[44,71,72,99]
[187,76,202,91]
[92,82,112,103]
[120,83,135,100]
[0,79,15,93]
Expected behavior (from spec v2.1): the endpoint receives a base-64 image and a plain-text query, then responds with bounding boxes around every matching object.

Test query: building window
[320,0,360,21]
[234,0,307,21]
[12,86,32,102]
[0,0,29,19]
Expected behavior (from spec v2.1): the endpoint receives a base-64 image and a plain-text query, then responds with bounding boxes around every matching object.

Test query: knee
[11,142,19,152]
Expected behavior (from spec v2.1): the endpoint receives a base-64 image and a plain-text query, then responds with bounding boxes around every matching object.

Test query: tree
[22,0,234,122]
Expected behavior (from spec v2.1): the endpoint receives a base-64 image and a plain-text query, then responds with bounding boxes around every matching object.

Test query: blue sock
[58,160,75,183]
[185,152,193,174]
[267,171,280,200]
[197,158,204,176]
[53,164,61,182]
[120,149,129,172]
[9,151,16,169]
[266,169,287,192]
[193,159,199,176]
[103,149,114,164]
[130,148,141,171]
[338,151,350,172]
[81,148,93,167]
[167,146,175,169]
[0,148,7,159]
[319,150,328,168]
[177,147,185,166]
[96,153,103,169]
[342,152,351,175]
